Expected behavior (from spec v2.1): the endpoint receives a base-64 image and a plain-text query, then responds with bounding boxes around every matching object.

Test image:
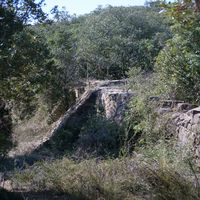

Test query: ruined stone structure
[172,106,200,166]
[9,80,200,166]
[157,102,200,166]
[9,80,134,156]
[39,80,134,154]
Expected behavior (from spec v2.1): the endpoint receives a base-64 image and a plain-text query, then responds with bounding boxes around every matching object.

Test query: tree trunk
[195,0,200,11]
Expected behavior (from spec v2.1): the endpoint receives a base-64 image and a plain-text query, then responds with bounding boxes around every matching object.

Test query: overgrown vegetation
[155,1,200,103]
[12,142,200,200]
[1,0,200,199]
[74,6,170,79]
[0,0,170,154]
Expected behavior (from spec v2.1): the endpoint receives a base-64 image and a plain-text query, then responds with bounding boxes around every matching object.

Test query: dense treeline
[40,5,170,80]
[1,0,200,159]
[75,6,170,79]
[0,1,170,107]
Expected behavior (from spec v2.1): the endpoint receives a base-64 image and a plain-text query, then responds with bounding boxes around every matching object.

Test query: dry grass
[6,74,200,199]
[10,105,52,156]
[12,144,200,200]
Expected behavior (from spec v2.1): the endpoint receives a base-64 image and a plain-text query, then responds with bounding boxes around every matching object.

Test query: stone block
[187,106,200,117]
[193,113,200,124]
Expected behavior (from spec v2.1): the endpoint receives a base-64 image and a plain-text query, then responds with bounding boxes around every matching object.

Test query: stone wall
[97,87,134,123]
[172,106,200,166]
[157,102,200,166]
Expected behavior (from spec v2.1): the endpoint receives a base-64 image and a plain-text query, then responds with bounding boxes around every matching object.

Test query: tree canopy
[155,0,200,103]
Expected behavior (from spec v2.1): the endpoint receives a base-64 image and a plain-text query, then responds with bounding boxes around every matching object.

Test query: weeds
[6,71,200,200]
[12,141,200,200]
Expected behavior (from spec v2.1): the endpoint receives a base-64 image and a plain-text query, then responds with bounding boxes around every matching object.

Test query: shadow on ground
[0,188,69,200]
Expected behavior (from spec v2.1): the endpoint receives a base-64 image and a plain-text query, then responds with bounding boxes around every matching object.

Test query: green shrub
[155,6,200,104]
[126,69,164,149]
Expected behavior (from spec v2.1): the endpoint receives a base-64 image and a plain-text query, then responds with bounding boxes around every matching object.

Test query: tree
[0,1,54,106]
[0,0,46,56]
[0,0,53,155]
[0,0,49,100]
[155,0,200,103]
[195,0,200,11]
[76,6,170,79]
[33,9,80,110]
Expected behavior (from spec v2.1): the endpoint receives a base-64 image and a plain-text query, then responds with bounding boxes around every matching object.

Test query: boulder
[192,113,200,124]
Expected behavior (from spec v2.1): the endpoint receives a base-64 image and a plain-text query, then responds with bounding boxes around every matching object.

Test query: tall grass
[12,142,200,200]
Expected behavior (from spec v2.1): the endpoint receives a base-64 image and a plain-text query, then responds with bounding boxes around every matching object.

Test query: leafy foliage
[0,0,52,155]
[76,6,170,79]
[0,0,52,103]
[1,28,53,102]
[34,14,79,109]
[39,6,170,82]
[155,1,200,103]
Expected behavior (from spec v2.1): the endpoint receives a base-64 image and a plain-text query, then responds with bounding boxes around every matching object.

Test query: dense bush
[155,3,200,103]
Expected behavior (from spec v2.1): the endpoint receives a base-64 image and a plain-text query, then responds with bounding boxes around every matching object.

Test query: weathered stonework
[10,80,134,156]
[157,103,200,166]
[173,106,200,165]
[97,87,134,122]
